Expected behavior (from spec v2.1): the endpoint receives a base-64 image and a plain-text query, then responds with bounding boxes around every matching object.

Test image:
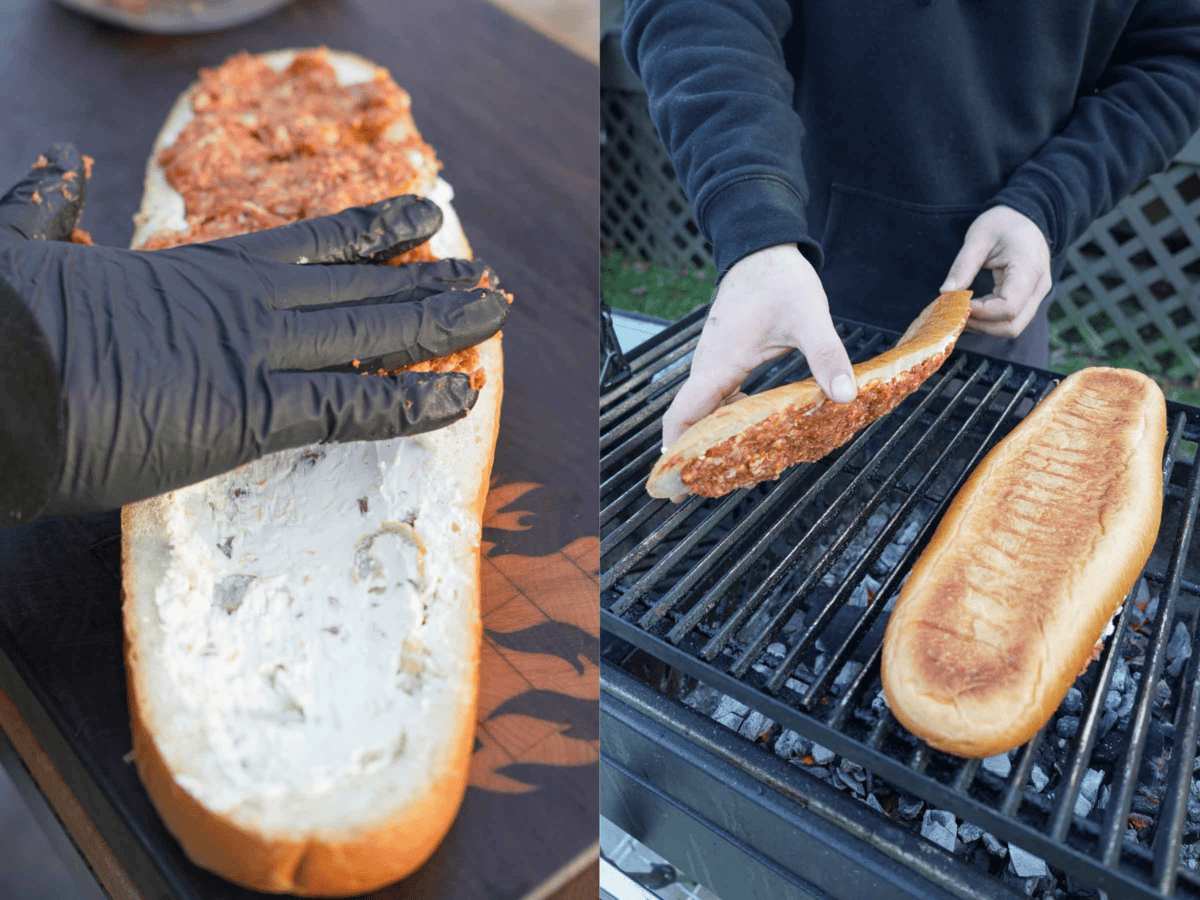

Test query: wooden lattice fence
[1051,167,1200,380]
[601,86,712,269]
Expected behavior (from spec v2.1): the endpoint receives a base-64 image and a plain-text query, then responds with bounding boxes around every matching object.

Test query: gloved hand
[941,205,1053,339]
[661,243,857,447]
[0,143,509,522]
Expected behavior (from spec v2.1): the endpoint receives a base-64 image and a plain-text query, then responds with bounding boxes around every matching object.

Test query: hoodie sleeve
[622,0,820,275]
[989,2,1200,255]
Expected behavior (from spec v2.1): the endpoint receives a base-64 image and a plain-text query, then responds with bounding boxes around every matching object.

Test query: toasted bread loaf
[121,49,502,895]
[881,367,1165,758]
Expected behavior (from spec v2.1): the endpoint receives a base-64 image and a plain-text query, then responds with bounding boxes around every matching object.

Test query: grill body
[600,307,1200,900]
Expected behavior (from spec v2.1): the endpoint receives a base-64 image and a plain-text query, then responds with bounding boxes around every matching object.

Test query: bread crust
[122,593,478,896]
[881,367,1166,758]
[647,291,972,498]
[121,48,501,894]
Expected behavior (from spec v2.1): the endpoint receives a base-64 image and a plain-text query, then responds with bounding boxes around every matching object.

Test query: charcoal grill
[599,306,1200,900]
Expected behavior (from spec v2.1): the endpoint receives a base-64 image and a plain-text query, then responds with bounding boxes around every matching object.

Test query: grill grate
[600,307,1200,900]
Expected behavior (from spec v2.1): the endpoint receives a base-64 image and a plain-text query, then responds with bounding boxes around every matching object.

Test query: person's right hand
[0,143,510,519]
[662,243,857,447]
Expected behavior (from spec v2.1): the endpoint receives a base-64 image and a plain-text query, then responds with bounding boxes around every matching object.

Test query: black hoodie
[623,0,1200,344]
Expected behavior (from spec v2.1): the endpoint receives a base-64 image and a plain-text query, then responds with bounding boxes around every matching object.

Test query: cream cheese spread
[155,434,471,813]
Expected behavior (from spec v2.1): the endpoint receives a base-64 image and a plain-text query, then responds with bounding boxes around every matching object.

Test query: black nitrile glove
[0,143,509,523]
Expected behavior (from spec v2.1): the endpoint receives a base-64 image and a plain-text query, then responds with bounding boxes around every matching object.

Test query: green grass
[1049,346,1200,406]
[601,250,715,321]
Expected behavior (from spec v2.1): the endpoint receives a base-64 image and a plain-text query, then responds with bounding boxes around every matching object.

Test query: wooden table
[0,1,599,897]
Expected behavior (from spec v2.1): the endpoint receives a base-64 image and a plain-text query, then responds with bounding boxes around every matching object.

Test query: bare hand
[662,243,856,447]
[941,205,1052,339]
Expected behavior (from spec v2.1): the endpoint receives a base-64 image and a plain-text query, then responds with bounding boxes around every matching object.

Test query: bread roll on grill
[881,367,1166,758]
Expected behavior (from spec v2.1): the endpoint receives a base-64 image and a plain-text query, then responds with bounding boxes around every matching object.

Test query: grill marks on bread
[882,368,1165,757]
[914,388,1143,698]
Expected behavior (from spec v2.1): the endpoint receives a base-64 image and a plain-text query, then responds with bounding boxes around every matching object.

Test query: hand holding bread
[942,204,1053,340]
[662,243,858,446]
[121,48,507,896]
[648,289,972,499]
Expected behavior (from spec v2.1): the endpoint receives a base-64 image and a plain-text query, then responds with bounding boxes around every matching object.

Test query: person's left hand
[941,205,1052,339]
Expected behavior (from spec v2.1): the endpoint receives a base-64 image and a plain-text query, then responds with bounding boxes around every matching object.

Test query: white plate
[53,0,294,34]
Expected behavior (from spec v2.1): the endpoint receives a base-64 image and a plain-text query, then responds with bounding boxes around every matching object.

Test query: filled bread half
[121,48,502,895]
[647,291,972,499]
[881,367,1165,758]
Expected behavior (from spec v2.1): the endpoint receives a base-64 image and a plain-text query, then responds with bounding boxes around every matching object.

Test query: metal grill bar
[610,491,748,618]
[599,310,705,408]
[953,759,981,794]
[599,443,661,512]
[770,363,1032,700]
[600,304,630,387]
[908,741,932,775]
[601,312,1200,899]
[1048,414,1190,851]
[600,342,695,428]
[600,375,685,453]
[697,417,900,663]
[665,421,889,645]
[601,605,1199,900]
[1047,582,1139,842]
[600,496,701,588]
[1151,425,1200,894]
[827,648,888,731]
[716,360,977,676]
[602,664,1030,900]
[630,471,806,625]
[1002,732,1049,817]
[1156,596,1200,893]
[795,370,1047,719]
[599,481,676,550]
[1101,440,1200,870]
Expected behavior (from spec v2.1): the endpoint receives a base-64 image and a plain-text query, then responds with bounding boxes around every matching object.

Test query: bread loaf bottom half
[121,49,502,895]
[881,367,1165,758]
[647,291,972,499]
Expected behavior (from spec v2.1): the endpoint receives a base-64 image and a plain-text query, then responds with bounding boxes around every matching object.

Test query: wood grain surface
[0,1,599,898]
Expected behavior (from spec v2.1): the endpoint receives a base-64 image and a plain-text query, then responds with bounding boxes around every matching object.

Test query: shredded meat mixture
[680,352,952,497]
[144,49,439,248]
[388,348,485,389]
[145,49,483,380]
